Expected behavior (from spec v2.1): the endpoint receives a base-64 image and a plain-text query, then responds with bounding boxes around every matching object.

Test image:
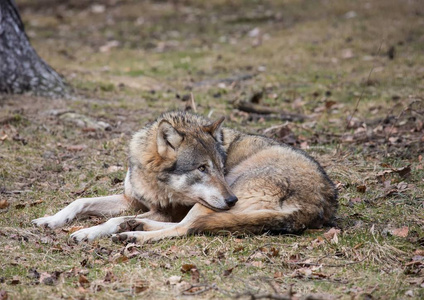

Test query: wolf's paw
[118,219,145,232]
[32,216,66,229]
[70,227,101,243]
[112,232,145,244]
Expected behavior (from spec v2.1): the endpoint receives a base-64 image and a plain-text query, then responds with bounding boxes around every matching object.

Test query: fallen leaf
[405,290,414,297]
[391,226,409,238]
[0,290,7,300]
[190,268,200,283]
[310,236,325,248]
[28,268,40,280]
[166,275,181,285]
[324,228,341,240]
[29,200,43,207]
[356,185,366,193]
[414,249,424,256]
[350,197,362,204]
[132,280,149,293]
[14,203,26,209]
[10,276,20,285]
[103,270,117,283]
[123,243,141,258]
[99,40,119,53]
[223,267,234,277]
[251,261,263,268]
[0,134,8,141]
[78,274,90,288]
[63,226,85,234]
[342,49,354,59]
[0,199,9,209]
[66,144,87,152]
[111,253,129,263]
[325,100,337,109]
[233,246,244,253]
[181,264,197,273]
[40,272,56,286]
[107,165,124,173]
[269,247,280,257]
[376,170,393,182]
[393,165,411,178]
[397,182,408,191]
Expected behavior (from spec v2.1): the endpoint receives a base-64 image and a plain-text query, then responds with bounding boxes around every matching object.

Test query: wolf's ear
[204,116,225,142]
[157,120,183,157]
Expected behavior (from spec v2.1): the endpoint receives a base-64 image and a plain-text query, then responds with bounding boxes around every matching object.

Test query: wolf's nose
[225,195,238,207]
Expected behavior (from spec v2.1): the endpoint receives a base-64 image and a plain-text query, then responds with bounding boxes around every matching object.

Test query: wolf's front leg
[32,194,129,229]
[112,203,214,244]
[70,215,137,242]
[70,210,172,242]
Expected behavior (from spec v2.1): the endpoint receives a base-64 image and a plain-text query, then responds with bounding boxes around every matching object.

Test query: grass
[1,0,424,299]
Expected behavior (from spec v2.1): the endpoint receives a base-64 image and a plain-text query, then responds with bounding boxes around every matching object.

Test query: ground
[0,0,423,299]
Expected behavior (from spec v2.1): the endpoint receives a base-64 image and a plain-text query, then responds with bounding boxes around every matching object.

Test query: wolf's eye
[198,165,207,172]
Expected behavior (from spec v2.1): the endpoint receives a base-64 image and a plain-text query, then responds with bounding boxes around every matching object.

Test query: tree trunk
[0,0,68,97]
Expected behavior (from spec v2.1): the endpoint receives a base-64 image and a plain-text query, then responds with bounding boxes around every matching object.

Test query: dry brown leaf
[65,226,85,234]
[269,247,280,257]
[29,200,44,207]
[111,253,129,263]
[0,290,8,300]
[78,274,90,288]
[310,236,325,248]
[181,264,197,273]
[104,270,117,283]
[190,268,200,283]
[324,228,341,240]
[223,267,234,277]
[414,249,424,256]
[393,165,411,178]
[325,100,337,109]
[391,226,409,238]
[0,199,9,209]
[356,185,366,193]
[39,272,56,286]
[14,203,26,209]
[132,280,149,293]
[10,276,20,285]
[376,170,393,182]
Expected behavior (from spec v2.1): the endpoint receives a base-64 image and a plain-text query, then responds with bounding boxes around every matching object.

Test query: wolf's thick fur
[33,111,338,243]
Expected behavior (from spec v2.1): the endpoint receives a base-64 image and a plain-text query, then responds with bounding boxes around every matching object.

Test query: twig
[385,99,421,141]
[234,291,291,300]
[181,283,216,296]
[1,190,32,194]
[190,92,197,113]
[283,255,368,268]
[337,41,383,154]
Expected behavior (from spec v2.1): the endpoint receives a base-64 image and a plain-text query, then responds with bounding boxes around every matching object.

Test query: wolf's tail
[188,209,311,235]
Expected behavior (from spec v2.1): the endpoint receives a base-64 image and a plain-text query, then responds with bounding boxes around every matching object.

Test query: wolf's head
[155,115,237,211]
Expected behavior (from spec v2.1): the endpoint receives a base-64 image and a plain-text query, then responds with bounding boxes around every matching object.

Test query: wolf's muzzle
[225,195,238,207]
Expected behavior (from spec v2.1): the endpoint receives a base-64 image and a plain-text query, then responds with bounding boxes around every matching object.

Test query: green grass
[1,0,424,299]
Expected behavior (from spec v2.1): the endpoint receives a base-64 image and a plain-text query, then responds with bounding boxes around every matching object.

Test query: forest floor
[1,0,423,299]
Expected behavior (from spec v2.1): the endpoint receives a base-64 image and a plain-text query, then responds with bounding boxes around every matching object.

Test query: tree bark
[0,0,68,97]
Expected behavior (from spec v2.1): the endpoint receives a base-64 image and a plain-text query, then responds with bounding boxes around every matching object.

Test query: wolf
[32,111,338,244]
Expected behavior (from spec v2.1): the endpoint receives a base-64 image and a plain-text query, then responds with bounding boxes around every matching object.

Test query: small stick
[190,92,197,113]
